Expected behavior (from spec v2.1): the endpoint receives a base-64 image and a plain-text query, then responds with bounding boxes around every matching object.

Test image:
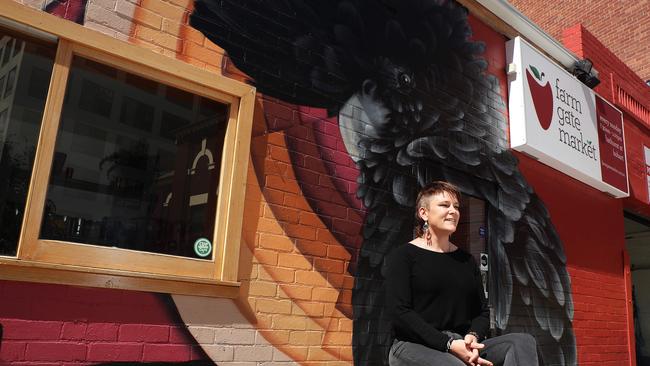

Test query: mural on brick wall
[43,0,87,24]
[0,0,580,365]
[189,0,576,365]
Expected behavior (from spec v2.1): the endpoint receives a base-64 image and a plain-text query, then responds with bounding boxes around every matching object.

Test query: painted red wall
[511,24,650,366]
[0,280,205,364]
[561,24,650,219]
[510,1,650,82]
[517,151,629,366]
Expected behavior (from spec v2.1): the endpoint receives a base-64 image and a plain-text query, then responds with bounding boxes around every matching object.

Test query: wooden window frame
[0,2,256,298]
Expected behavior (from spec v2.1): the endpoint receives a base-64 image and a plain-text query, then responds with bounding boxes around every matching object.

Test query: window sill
[0,257,241,298]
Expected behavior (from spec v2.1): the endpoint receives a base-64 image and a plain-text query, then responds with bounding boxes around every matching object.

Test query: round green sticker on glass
[194,237,212,258]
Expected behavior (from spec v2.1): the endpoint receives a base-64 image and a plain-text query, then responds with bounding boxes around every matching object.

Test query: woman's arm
[468,257,490,340]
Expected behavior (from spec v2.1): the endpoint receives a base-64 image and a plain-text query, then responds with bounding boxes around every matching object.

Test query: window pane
[40,56,229,260]
[0,28,56,256]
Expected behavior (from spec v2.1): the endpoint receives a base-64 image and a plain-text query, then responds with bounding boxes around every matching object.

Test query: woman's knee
[389,340,465,366]
[507,333,537,351]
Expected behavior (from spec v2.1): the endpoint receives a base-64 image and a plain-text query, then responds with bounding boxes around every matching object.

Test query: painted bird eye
[399,73,412,86]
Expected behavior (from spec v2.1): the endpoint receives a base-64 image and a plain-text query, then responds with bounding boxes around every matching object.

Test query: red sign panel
[596,96,628,193]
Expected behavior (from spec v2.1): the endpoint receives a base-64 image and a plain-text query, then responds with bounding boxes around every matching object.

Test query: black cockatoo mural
[190,0,576,365]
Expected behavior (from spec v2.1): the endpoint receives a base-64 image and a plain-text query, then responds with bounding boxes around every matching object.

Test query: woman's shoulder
[450,246,471,258]
[448,248,479,266]
[389,242,417,256]
[386,242,419,262]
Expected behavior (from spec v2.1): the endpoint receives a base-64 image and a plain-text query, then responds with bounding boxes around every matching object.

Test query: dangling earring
[423,221,432,246]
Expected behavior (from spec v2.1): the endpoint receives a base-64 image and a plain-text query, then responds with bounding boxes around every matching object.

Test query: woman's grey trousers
[389,333,539,366]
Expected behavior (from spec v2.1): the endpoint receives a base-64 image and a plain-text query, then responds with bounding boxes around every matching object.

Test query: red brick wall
[516,151,630,366]
[0,281,203,364]
[557,23,650,366]
[561,24,650,218]
[510,0,650,82]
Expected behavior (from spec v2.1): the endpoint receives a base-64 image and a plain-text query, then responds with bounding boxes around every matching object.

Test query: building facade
[0,0,648,365]
[510,0,650,83]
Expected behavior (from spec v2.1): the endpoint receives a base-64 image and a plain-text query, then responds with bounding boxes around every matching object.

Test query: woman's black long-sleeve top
[385,243,490,351]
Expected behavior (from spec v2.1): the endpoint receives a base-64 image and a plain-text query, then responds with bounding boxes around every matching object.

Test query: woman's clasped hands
[449,334,493,366]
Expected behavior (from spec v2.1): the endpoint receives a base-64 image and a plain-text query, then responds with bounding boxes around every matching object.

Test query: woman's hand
[464,334,483,365]
[449,336,493,366]
[449,339,474,364]
[474,357,494,366]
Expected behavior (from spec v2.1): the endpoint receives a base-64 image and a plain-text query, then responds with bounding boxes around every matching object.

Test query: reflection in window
[120,96,154,132]
[40,56,230,260]
[79,79,113,117]
[4,67,16,98]
[0,28,56,256]
[28,67,51,100]
[1,39,13,66]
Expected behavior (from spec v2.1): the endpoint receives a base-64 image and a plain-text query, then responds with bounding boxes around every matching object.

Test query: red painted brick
[299,212,324,227]
[61,322,87,340]
[264,102,295,122]
[283,224,317,241]
[293,167,321,185]
[0,341,26,361]
[317,202,348,219]
[324,121,341,137]
[332,218,361,236]
[118,324,169,342]
[87,343,144,362]
[334,165,359,182]
[332,150,354,167]
[319,147,336,163]
[169,326,192,343]
[303,156,328,174]
[296,239,328,257]
[265,204,300,223]
[303,106,329,119]
[86,323,119,341]
[1,320,62,340]
[314,258,345,274]
[269,145,292,163]
[142,344,191,362]
[316,134,338,150]
[24,342,86,361]
[190,345,210,360]
[327,245,352,260]
[513,1,650,81]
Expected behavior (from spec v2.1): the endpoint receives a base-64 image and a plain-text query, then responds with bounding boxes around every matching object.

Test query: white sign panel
[506,37,629,197]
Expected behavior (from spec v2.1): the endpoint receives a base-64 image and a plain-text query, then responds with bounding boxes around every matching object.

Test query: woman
[386,181,538,366]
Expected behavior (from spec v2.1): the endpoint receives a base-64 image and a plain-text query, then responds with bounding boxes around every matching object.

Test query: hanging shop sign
[506,37,629,198]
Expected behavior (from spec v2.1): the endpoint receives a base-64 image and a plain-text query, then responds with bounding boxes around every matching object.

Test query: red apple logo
[526,65,553,130]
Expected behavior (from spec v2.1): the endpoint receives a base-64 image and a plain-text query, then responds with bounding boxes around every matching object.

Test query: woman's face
[420,191,460,235]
